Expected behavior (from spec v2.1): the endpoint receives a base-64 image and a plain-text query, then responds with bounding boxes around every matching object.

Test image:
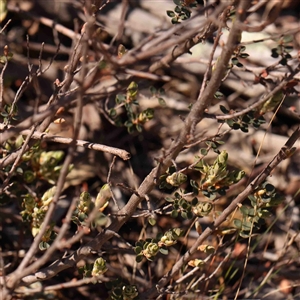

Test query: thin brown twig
[0,124,130,160]
[2,5,96,297]
[198,19,224,98]
[0,126,36,193]
[117,18,209,67]
[213,65,300,120]
[15,0,252,289]
[110,0,128,45]
[0,19,11,34]
[99,0,111,11]
[7,91,87,288]
[241,0,283,33]
[14,275,110,295]
[57,195,105,250]
[142,126,300,299]
[0,52,8,111]
[7,4,78,41]
[147,3,229,73]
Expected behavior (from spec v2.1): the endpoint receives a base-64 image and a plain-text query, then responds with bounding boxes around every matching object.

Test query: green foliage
[193,150,245,199]
[192,201,213,217]
[1,2,297,299]
[95,183,112,211]
[258,90,285,115]
[72,187,110,228]
[78,263,93,278]
[79,259,108,278]
[167,0,198,24]
[134,228,184,262]
[110,81,154,133]
[21,187,57,248]
[166,191,197,220]
[117,44,128,58]
[91,257,108,276]
[159,151,245,223]
[271,35,294,65]
[4,138,67,185]
[71,191,93,226]
[230,45,249,69]
[106,279,139,300]
[1,103,18,124]
[107,279,139,300]
[149,86,166,106]
[219,105,266,132]
[159,165,187,189]
[234,182,284,238]
[0,45,13,64]
[31,150,67,184]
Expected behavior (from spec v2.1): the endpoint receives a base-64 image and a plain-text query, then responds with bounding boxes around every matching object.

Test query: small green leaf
[233,219,242,229]
[158,88,165,95]
[181,211,188,219]
[136,240,144,248]
[285,53,292,59]
[283,35,293,43]
[159,247,168,255]
[158,97,166,106]
[180,14,189,20]
[231,57,239,65]
[136,254,144,263]
[248,208,255,217]
[226,119,234,127]
[284,45,293,53]
[171,17,179,24]
[200,148,208,156]
[214,91,224,99]
[136,124,142,132]
[220,105,229,114]
[240,205,249,216]
[150,86,157,95]
[191,197,198,206]
[165,196,174,203]
[265,183,275,193]
[186,211,193,219]
[148,217,156,226]
[181,7,191,17]
[181,202,188,210]
[117,44,127,58]
[115,94,126,104]
[39,241,50,251]
[279,58,287,65]
[190,180,199,189]
[242,221,252,231]
[167,10,175,17]
[171,210,178,218]
[232,123,240,130]
[239,53,249,58]
[271,48,279,58]
[174,6,181,13]
[239,232,250,238]
[24,170,36,183]
[124,119,132,127]
[109,108,117,117]
[211,142,217,149]
[134,246,142,254]
[242,114,251,123]
[240,125,248,133]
